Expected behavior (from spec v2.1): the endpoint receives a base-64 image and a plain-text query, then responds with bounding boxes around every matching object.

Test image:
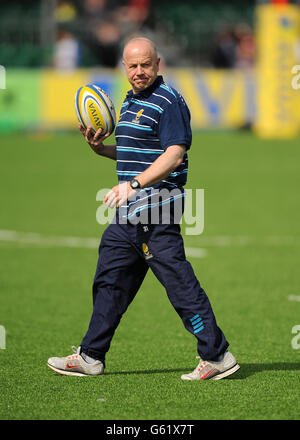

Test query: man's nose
[136,65,144,75]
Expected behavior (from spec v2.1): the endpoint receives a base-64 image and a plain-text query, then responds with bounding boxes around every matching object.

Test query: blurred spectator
[83,0,111,20]
[53,29,80,70]
[80,0,120,67]
[234,23,255,69]
[80,0,152,67]
[114,0,151,34]
[129,0,150,24]
[211,26,237,69]
[55,0,77,23]
[211,23,255,70]
[91,20,122,67]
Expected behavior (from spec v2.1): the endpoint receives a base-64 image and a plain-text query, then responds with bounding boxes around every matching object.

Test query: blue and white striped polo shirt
[115,75,192,222]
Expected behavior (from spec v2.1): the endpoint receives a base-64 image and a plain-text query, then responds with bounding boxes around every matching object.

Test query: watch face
[131,179,139,189]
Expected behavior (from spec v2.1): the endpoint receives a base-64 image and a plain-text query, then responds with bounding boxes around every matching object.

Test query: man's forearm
[93,143,117,160]
[136,145,186,189]
[79,124,117,160]
[103,145,187,209]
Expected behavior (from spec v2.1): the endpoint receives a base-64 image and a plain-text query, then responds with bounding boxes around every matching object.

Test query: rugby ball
[75,84,116,136]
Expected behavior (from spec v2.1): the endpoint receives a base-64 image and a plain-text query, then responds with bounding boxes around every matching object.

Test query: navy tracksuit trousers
[80,218,229,365]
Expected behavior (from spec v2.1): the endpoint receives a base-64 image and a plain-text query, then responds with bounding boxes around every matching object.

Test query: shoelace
[192,356,203,374]
[65,345,80,360]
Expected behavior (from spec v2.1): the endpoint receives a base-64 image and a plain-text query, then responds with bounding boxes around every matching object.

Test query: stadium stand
[0,0,254,68]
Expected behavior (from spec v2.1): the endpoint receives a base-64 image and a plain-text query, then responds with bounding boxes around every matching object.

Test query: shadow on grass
[105,363,300,378]
[105,368,187,376]
[228,362,300,380]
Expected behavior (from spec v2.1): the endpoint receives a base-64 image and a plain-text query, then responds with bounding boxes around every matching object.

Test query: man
[47,37,240,380]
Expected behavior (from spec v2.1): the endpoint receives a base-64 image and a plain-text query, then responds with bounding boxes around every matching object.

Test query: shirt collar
[126,75,164,99]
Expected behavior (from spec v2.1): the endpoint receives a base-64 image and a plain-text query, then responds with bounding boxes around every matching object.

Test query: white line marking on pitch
[288,295,300,302]
[184,247,207,258]
[186,235,300,246]
[0,229,207,258]
[1,230,300,256]
[0,229,99,248]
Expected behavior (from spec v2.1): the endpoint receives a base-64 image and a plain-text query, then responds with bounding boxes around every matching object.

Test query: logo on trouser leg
[142,243,153,260]
[190,315,204,334]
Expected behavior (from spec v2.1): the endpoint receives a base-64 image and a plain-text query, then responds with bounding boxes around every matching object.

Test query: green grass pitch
[0,130,299,420]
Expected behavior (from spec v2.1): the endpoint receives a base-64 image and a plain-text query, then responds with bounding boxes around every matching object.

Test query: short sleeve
[158,96,192,151]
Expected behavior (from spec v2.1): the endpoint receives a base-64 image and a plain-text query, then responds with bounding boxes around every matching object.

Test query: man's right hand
[79,123,111,154]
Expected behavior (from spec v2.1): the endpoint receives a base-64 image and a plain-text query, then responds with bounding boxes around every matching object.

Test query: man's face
[123,45,160,94]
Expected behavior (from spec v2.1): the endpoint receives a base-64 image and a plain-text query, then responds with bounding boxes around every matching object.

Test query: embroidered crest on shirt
[142,242,153,259]
[132,109,144,124]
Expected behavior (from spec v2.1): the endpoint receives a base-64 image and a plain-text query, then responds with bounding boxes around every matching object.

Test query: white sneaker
[181,351,240,381]
[47,346,104,377]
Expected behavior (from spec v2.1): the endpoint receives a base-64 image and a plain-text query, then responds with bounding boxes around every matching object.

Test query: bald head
[123,37,158,62]
[122,37,160,94]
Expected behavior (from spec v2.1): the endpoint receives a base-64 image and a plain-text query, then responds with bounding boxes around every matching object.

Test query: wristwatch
[130,178,141,190]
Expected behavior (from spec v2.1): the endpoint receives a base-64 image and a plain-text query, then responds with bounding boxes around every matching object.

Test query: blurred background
[1,2,300,421]
[0,0,299,136]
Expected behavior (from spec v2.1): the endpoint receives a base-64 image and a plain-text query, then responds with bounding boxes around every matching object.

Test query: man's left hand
[104,181,137,208]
